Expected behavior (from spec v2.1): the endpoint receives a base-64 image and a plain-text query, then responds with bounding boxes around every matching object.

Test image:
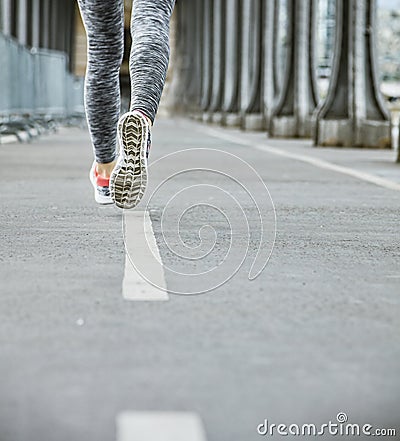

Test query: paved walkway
[0,118,399,440]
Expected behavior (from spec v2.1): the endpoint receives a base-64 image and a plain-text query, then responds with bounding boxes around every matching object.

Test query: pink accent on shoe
[94,166,110,187]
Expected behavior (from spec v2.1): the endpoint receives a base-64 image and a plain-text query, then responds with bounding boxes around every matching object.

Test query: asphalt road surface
[0,118,399,441]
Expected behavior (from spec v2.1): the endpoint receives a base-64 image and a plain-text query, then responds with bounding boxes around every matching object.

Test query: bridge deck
[0,118,399,440]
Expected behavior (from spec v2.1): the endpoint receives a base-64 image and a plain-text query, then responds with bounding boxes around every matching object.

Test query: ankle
[134,109,152,126]
[96,160,116,178]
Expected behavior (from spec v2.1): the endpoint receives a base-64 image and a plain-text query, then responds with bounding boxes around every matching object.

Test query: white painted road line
[122,210,169,301]
[203,128,400,192]
[116,412,208,441]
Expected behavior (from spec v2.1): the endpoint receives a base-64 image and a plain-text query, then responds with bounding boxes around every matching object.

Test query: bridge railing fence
[0,32,85,141]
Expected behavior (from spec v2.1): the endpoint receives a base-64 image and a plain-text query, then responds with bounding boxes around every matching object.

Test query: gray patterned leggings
[77,0,175,164]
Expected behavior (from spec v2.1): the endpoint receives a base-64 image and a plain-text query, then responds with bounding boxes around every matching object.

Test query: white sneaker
[89,162,113,205]
[110,111,151,209]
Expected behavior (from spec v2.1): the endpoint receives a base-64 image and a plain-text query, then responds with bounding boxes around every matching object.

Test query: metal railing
[0,32,84,140]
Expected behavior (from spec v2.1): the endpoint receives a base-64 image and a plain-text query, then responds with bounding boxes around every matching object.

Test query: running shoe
[110,110,151,209]
[89,161,113,205]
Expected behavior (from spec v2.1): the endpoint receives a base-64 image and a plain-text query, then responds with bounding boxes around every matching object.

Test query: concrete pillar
[208,0,225,123]
[16,0,28,45]
[195,0,203,110]
[200,0,213,116]
[1,0,12,36]
[186,0,202,111]
[166,0,198,115]
[397,136,400,163]
[31,0,41,47]
[262,0,276,129]
[49,0,58,50]
[270,0,318,137]
[315,0,391,148]
[55,0,75,55]
[40,0,50,48]
[240,0,264,130]
[272,0,281,99]
[221,0,241,126]
[65,1,76,69]
[56,1,66,51]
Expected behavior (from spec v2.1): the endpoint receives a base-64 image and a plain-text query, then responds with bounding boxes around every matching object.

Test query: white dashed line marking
[116,412,208,441]
[122,210,169,301]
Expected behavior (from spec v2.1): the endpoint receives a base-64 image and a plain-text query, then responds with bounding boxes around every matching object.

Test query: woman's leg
[129,0,176,123]
[109,0,175,209]
[77,0,124,166]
